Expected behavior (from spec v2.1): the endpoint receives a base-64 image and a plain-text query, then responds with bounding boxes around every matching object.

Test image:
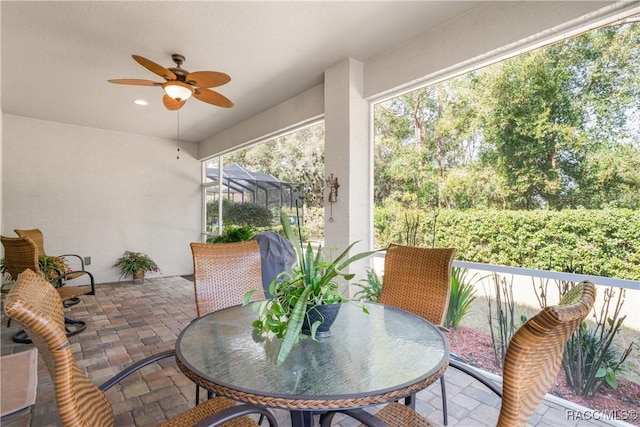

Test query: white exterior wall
[1,115,201,283]
[199,84,324,158]
[324,58,372,278]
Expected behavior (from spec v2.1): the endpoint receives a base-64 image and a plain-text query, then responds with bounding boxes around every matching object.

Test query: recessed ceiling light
[134,99,149,106]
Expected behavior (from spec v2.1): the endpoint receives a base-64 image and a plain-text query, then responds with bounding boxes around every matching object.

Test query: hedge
[374,206,639,280]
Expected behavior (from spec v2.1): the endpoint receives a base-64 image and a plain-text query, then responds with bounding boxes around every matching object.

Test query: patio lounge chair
[14,228,92,286]
[1,235,95,343]
[3,269,278,427]
[320,280,597,427]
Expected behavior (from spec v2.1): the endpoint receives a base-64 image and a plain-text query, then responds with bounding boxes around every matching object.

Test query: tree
[225,123,326,208]
[481,22,640,209]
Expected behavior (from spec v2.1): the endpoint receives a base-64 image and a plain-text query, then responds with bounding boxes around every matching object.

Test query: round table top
[176,301,449,410]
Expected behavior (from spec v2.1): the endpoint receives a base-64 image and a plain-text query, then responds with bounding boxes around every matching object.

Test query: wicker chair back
[4,269,113,426]
[378,244,456,325]
[190,240,265,317]
[497,281,596,426]
[1,236,40,281]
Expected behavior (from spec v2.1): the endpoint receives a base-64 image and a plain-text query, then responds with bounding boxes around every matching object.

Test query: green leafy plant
[245,211,378,365]
[561,286,634,396]
[485,273,527,368]
[208,225,255,243]
[445,266,480,329]
[38,255,71,281]
[112,251,160,283]
[353,268,383,302]
[0,255,70,282]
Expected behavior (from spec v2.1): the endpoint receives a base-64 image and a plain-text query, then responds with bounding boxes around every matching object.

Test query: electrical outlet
[84,256,91,266]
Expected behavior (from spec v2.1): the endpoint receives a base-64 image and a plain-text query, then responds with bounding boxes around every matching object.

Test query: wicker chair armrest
[98,349,175,391]
[320,409,388,427]
[194,404,279,427]
[449,354,502,397]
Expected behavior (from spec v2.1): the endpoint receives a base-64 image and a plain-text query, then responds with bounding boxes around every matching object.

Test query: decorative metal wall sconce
[325,173,340,222]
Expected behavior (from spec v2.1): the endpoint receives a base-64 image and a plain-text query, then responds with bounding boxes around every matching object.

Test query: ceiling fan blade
[108,79,162,86]
[186,71,231,88]
[132,55,177,80]
[163,94,187,111]
[193,88,234,108]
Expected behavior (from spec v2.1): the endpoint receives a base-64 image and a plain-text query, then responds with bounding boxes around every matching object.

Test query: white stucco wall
[1,114,201,283]
[199,84,324,159]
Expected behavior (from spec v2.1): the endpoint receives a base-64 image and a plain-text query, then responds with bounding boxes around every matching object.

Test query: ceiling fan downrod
[169,54,189,82]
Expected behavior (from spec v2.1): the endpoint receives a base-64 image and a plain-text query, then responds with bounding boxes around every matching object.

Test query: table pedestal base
[290,410,315,427]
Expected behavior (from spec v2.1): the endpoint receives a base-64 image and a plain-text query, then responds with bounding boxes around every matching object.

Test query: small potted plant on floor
[112,251,160,283]
[245,211,379,365]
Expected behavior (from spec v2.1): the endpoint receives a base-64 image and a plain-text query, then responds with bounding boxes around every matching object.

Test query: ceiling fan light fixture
[163,81,193,101]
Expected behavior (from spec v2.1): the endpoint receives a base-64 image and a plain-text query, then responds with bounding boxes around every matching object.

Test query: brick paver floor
[0,276,630,426]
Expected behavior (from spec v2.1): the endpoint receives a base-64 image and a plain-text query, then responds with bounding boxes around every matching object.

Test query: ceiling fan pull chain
[176,110,181,160]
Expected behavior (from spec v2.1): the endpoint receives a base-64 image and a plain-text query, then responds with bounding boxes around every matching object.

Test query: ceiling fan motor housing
[170,54,189,82]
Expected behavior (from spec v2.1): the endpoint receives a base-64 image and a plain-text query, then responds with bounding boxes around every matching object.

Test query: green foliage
[561,286,635,396]
[445,267,480,329]
[353,268,383,302]
[298,206,325,241]
[373,22,640,211]
[208,226,254,243]
[374,207,640,280]
[112,251,160,283]
[226,123,326,208]
[0,255,71,282]
[485,273,527,368]
[245,212,378,365]
[38,255,71,281]
[223,201,273,227]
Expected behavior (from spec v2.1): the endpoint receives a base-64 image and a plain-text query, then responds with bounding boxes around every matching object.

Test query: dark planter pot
[302,303,342,338]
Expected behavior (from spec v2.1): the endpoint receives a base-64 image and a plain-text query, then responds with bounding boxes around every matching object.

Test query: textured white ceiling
[1,1,482,142]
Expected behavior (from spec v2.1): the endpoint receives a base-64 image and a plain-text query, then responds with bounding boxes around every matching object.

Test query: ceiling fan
[108,54,233,111]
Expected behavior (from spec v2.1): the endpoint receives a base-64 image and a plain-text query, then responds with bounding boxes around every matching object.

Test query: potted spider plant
[112,251,160,283]
[244,211,378,365]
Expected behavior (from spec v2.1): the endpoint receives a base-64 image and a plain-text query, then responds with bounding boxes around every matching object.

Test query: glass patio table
[175,301,449,427]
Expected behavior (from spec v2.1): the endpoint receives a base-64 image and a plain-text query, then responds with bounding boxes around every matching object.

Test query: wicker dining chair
[320,281,597,427]
[4,269,278,427]
[190,240,266,403]
[1,235,95,342]
[190,240,265,317]
[377,244,456,425]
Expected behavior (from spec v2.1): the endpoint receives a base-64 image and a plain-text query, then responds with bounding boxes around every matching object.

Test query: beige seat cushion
[1,348,38,416]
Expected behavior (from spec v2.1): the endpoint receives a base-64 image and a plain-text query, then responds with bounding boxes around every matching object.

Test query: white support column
[324,58,373,288]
